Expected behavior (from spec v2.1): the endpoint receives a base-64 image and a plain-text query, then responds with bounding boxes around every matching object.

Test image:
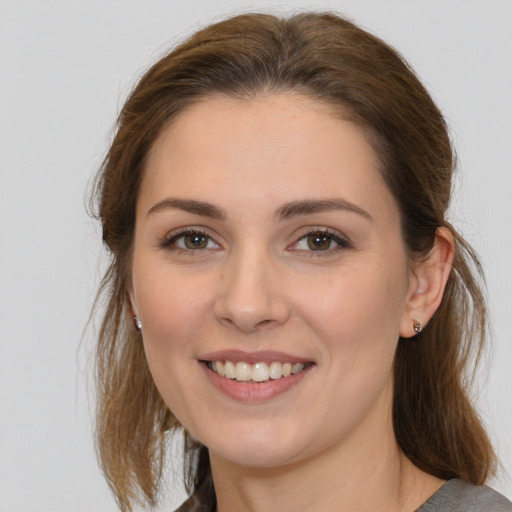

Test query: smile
[200,350,315,401]
[207,360,309,382]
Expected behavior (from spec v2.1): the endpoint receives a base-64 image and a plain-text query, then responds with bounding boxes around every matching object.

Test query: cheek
[302,260,407,337]
[140,285,200,344]
[133,252,210,342]
[131,255,215,402]
[133,267,214,427]
[297,258,408,385]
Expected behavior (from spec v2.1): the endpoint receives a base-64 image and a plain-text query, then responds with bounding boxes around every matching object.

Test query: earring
[413,319,423,334]
[133,316,142,332]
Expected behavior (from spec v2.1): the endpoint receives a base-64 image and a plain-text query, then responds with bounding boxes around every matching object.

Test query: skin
[130,93,454,512]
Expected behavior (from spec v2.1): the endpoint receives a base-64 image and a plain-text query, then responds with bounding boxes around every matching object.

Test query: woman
[91,12,512,512]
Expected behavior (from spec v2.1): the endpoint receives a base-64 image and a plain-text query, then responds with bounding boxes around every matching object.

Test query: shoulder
[417,479,512,512]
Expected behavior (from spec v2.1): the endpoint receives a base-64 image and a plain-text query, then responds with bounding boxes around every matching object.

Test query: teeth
[252,362,269,382]
[210,360,307,382]
[235,362,251,381]
[269,361,282,379]
[224,360,236,379]
[291,363,304,375]
[214,361,225,377]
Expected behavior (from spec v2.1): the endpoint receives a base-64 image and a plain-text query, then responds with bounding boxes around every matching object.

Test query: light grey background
[1,1,511,510]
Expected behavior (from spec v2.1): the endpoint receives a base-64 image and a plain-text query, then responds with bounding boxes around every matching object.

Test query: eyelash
[158,228,351,254]
[158,228,219,251]
[293,228,351,255]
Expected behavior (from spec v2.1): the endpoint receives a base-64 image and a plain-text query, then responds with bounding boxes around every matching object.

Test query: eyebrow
[146,197,372,222]
[146,198,226,219]
[275,199,373,222]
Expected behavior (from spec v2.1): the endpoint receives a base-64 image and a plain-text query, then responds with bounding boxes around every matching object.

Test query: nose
[213,248,291,333]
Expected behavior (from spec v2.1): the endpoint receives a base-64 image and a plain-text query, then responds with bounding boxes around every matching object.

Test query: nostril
[219,317,235,327]
[255,319,273,329]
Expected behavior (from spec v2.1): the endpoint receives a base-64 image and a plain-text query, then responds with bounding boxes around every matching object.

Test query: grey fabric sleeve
[416,479,512,512]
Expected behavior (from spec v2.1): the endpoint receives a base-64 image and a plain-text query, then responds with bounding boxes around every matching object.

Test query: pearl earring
[133,316,142,332]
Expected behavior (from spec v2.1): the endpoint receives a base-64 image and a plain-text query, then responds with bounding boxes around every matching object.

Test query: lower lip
[201,362,313,402]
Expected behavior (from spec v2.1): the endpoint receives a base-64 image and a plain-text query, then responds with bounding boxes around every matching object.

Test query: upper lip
[199,349,313,365]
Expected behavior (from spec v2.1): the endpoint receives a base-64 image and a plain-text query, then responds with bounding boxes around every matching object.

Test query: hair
[90,11,496,511]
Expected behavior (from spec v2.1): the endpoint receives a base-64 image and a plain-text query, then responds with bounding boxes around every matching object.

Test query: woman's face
[131,93,417,468]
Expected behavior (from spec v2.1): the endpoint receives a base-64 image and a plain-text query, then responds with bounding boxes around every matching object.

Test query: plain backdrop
[1,1,511,510]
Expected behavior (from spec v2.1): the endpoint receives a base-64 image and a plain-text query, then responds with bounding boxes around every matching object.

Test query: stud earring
[413,320,423,334]
[133,316,142,332]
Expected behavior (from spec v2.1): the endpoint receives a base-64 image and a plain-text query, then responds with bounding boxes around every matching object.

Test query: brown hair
[91,12,495,511]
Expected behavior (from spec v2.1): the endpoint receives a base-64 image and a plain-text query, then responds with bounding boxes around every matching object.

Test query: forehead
[140,93,398,224]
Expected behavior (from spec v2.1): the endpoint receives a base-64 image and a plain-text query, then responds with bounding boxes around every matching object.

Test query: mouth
[199,350,315,401]
[204,360,313,383]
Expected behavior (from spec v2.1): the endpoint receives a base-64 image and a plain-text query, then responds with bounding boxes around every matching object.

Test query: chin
[195,419,312,469]
[210,440,300,469]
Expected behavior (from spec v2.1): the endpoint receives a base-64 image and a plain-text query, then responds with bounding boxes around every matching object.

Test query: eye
[292,229,350,253]
[160,229,220,251]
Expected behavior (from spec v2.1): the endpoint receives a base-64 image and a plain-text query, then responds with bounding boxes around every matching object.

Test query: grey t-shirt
[176,478,512,511]
[416,479,511,511]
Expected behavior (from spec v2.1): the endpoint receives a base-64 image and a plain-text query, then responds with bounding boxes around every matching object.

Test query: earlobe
[400,227,455,338]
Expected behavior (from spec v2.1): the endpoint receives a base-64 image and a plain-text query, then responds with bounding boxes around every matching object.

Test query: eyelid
[288,227,352,253]
[158,227,222,250]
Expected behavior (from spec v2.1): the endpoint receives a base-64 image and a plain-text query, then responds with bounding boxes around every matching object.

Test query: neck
[209,406,443,512]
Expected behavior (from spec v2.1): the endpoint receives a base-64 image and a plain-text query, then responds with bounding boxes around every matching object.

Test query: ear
[399,227,455,338]
[127,280,139,317]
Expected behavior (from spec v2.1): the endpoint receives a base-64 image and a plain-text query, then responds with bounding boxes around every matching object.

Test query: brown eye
[290,229,350,254]
[183,233,209,249]
[306,233,334,251]
[161,230,220,251]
